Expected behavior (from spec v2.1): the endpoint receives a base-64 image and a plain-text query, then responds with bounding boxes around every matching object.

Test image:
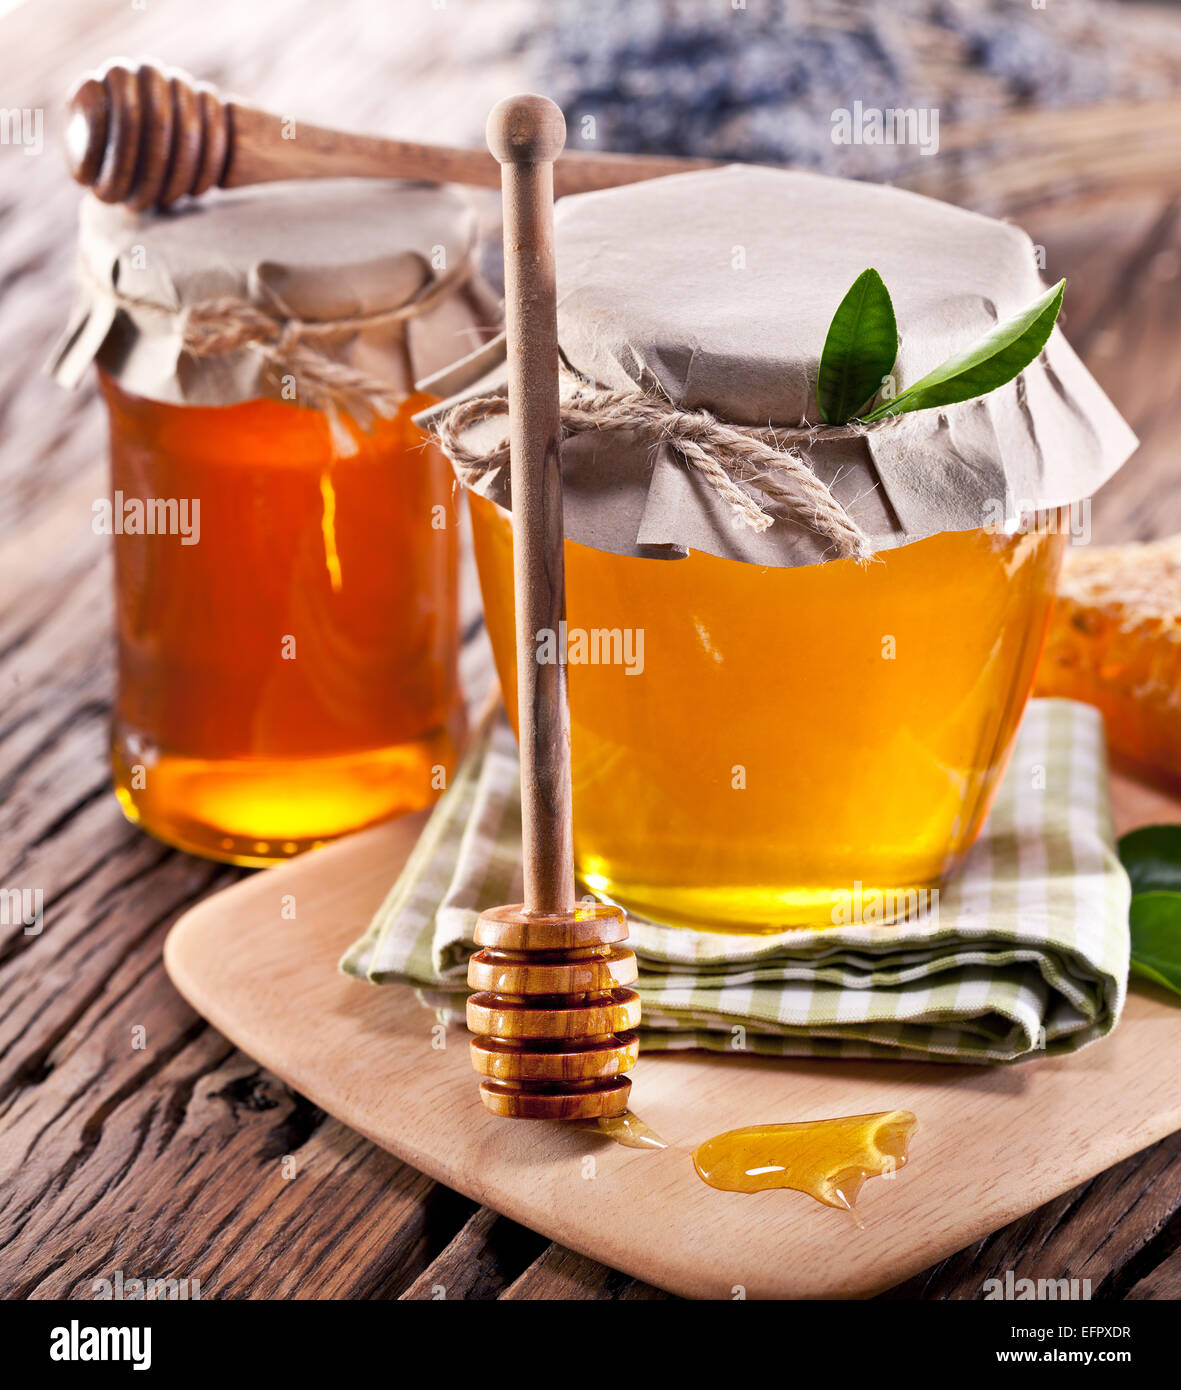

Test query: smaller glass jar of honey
[52,180,497,864]
[426,165,1137,933]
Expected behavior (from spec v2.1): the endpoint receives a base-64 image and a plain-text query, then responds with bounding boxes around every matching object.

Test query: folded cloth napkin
[341,698,1130,1063]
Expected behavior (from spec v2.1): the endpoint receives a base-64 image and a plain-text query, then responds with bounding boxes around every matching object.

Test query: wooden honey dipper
[65,59,716,212]
[467,96,640,1121]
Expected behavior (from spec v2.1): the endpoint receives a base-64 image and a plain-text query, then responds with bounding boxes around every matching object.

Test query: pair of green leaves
[816,267,1066,426]
[1118,826,1181,999]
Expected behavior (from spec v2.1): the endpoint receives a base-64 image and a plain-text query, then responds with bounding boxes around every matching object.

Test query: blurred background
[2,0,1180,548]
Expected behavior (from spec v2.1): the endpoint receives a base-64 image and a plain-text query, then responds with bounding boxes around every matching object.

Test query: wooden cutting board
[164,768,1181,1300]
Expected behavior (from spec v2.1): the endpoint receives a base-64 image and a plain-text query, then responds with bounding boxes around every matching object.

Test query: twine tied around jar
[432,368,884,561]
[83,253,476,455]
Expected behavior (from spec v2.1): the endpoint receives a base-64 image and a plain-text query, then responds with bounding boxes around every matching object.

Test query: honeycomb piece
[1036,535,1181,778]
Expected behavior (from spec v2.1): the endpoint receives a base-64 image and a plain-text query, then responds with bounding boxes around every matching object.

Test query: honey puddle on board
[691,1110,917,1218]
[573,1108,917,1220]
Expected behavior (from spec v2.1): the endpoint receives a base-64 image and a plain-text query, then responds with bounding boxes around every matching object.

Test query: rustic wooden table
[2,0,1179,1301]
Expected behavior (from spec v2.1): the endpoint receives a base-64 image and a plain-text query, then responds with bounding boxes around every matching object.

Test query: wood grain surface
[159,777,1181,1301]
[1,0,1180,1301]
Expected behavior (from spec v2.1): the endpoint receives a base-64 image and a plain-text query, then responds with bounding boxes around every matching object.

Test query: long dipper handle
[469,101,640,1120]
[65,61,717,211]
[487,94,573,917]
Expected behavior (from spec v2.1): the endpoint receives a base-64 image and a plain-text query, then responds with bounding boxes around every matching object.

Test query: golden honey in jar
[54,181,495,864]
[471,494,1066,929]
[434,166,1136,932]
[103,377,461,864]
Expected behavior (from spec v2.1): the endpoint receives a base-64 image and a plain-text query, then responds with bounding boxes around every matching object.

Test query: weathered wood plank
[399,1205,547,1300]
[0,947,478,1300]
[500,1244,673,1301]
[2,0,1180,1304]
[1126,1246,1181,1300]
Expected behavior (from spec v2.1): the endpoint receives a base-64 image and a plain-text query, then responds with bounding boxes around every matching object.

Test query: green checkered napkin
[341,698,1130,1062]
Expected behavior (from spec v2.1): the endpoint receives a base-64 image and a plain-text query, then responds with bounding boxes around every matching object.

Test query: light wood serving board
[164,769,1181,1300]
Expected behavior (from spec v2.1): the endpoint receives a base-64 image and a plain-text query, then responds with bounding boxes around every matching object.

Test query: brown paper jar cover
[51,178,499,419]
[421,165,1138,569]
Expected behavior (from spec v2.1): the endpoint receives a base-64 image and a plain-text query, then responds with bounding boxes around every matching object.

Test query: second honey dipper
[466,95,640,1120]
[65,61,716,211]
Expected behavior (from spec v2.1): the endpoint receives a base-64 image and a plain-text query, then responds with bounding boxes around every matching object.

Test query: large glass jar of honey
[429,166,1135,932]
[470,494,1065,929]
[53,181,497,864]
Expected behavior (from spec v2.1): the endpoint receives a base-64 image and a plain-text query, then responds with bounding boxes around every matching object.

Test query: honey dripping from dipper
[572,1111,668,1150]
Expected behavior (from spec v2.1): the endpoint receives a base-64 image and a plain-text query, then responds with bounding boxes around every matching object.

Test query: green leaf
[860,278,1065,422]
[1118,825,1181,897]
[817,268,898,425]
[1128,892,1181,998]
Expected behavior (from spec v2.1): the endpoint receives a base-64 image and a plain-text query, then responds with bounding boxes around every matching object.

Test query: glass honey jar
[101,378,461,865]
[53,181,497,864]
[470,494,1066,929]
[429,165,1135,933]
